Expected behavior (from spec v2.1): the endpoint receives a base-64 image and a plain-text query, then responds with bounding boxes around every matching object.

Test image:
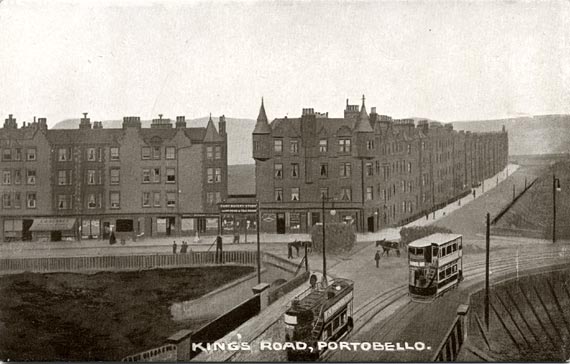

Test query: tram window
[439,271,445,280]
[452,265,457,273]
[325,325,332,339]
[446,246,452,255]
[452,244,457,252]
[341,311,346,324]
[446,267,452,276]
[409,247,415,255]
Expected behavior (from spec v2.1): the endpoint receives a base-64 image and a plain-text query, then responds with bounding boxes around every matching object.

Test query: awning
[29,218,76,232]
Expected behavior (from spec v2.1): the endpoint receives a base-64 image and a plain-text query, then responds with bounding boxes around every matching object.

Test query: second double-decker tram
[283,276,354,361]
[408,233,463,301]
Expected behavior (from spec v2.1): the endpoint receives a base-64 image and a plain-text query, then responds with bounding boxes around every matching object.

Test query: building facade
[0,113,228,242]
[252,97,509,233]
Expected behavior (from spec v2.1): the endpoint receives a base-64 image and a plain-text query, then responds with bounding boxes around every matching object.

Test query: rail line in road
[323,249,570,362]
[221,248,569,362]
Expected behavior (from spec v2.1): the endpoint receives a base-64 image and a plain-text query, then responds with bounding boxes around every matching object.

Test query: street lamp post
[321,196,336,286]
[553,174,561,243]
[176,145,193,237]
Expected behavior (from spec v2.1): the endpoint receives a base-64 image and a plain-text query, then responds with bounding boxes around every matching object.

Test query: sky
[1,0,569,127]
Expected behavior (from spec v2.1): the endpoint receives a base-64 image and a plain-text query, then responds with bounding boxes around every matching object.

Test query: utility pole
[553,174,560,243]
[485,212,490,330]
[256,201,261,283]
[321,197,327,284]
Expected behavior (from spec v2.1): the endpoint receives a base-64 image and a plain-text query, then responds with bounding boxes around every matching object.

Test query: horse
[288,240,312,258]
[375,239,401,257]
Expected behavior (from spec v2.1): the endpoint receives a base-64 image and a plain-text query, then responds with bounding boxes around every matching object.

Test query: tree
[310,223,355,254]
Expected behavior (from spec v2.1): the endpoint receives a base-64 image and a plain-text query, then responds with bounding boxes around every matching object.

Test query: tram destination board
[219,203,259,214]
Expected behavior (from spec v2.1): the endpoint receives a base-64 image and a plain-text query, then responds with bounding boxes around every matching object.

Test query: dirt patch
[0,266,253,361]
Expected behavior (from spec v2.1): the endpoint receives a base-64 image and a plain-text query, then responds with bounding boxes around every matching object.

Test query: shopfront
[29,218,77,241]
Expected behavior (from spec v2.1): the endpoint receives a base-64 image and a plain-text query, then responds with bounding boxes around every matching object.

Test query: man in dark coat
[172,241,177,254]
[375,250,381,268]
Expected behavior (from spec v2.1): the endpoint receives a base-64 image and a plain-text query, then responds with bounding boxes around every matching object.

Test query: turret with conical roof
[354,95,375,159]
[204,114,224,143]
[252,98,272,161]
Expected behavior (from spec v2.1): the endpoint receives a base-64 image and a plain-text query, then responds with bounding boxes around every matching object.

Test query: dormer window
[339,138,351,153]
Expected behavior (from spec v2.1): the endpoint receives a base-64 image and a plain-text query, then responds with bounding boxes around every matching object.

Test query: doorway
[367,216,375,232]
[276,213,286,234]
[22,219,33,241]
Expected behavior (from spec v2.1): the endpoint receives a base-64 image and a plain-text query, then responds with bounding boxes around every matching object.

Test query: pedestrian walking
[374,250,381,268]
[109,231,116,245]
[181,241,188,254]
[172,241,177,254]
[287,243,293,259]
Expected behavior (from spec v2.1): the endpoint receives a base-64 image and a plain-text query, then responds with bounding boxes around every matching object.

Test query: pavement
[0,164,520,260]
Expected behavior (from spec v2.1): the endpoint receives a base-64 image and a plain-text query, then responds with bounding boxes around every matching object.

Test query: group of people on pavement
[172,241,190,254]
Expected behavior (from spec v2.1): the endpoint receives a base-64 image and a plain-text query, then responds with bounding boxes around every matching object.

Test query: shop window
[116,219,133,232]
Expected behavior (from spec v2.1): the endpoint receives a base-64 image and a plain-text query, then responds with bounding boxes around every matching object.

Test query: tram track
[223,248,568,362]
[322,249,570,362]
[352,249,567,325]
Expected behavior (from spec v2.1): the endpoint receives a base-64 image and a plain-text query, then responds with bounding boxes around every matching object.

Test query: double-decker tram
[408,233,463,301]
[283,275,354,361]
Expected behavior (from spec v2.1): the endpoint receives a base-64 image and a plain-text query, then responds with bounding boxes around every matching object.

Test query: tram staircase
[312,304,326,339]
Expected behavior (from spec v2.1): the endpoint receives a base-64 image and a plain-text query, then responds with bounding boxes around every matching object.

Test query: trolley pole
[256,201,261,284]
[485,212,490,330]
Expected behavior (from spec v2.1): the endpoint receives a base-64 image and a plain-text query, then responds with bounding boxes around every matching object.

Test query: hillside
[452,115,570,156]
[53,117,256,166]
[494,159,570,239]
[227,164,255,195]
[53,113,570,165]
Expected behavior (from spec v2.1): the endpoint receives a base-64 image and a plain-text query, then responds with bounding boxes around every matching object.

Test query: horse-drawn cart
[375,239,402,257]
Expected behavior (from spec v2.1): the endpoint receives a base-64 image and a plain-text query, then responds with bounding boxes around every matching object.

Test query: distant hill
[53,113,570,164]
[53,117,256,166]
[451,115,570,156]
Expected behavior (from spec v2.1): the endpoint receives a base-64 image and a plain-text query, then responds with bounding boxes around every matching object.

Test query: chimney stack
[79,112,92,129]
[175,116,187,128]
[218,115,227,137]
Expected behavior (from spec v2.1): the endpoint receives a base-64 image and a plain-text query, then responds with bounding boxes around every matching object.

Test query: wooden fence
[0,251,258,274]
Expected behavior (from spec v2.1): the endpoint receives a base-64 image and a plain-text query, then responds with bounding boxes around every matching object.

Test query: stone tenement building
[252,97,509,234]
[0,113,227,242]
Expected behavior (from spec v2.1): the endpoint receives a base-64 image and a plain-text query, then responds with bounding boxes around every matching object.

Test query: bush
[310,223,355,254]
[399,226,453,246]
